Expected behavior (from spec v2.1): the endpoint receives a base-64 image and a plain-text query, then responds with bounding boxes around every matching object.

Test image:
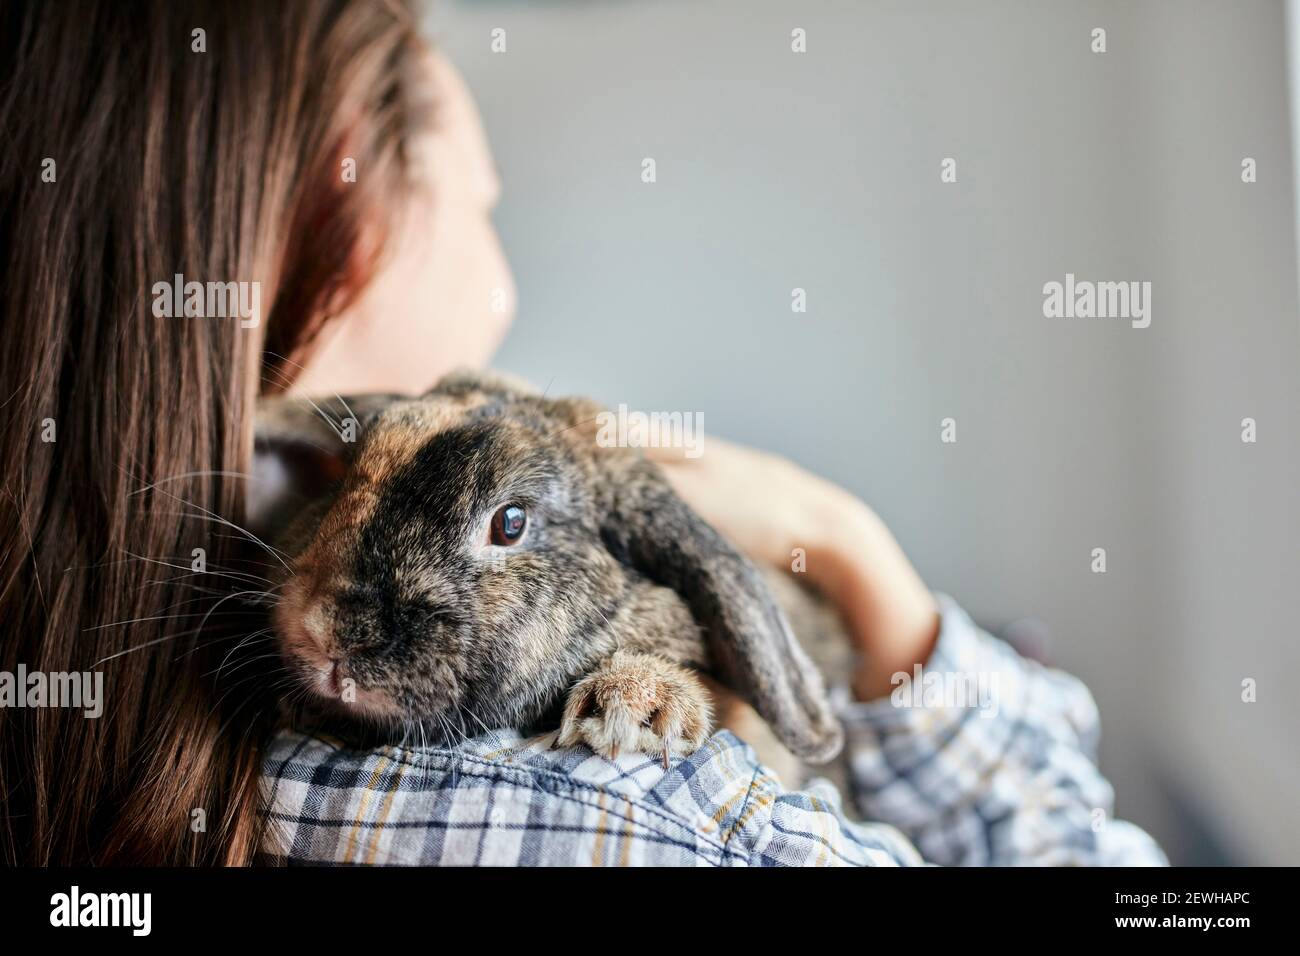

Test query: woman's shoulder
[259,727,775,866]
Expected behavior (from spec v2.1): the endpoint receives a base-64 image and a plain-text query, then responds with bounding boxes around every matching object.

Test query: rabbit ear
[251,393,399,540]
[598,457,844,764]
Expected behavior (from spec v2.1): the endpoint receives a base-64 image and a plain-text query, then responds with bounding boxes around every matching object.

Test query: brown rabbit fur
[257,369,844,769]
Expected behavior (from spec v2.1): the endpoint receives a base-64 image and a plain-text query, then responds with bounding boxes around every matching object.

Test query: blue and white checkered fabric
[259,598,1167,866]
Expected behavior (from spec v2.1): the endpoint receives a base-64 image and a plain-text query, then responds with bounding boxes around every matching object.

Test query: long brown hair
[0,0,431,864]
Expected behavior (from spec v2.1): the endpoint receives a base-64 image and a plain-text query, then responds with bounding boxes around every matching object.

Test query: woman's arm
[648,436,939,698]
[649,438,1167,866]
[834,597,1167,865]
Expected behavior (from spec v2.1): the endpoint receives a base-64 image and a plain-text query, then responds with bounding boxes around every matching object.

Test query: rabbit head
[257,370,843,763]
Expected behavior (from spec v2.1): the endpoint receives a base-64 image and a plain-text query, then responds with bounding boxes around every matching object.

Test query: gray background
[430,0,1300,864]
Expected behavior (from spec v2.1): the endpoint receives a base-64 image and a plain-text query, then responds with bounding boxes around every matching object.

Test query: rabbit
[254,369,846,771]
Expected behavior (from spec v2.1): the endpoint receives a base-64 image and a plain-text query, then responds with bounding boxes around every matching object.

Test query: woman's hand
[646,437,940,701]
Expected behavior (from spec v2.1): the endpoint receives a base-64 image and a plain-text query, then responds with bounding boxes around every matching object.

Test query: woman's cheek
[292,202,515,396]
[419,200,515,376]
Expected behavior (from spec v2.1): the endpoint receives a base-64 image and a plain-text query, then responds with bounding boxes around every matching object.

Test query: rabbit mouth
[281,635,408,720]
[273,579,409,721]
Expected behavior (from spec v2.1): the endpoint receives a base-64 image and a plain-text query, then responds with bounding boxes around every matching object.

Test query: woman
[0,0,1164,865]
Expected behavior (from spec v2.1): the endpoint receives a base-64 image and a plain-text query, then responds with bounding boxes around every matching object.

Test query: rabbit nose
[346,598,451,657]
[331,609,387,655]
[274,590,344,685]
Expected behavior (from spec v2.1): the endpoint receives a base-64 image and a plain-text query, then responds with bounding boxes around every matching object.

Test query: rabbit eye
[489,504,527,545]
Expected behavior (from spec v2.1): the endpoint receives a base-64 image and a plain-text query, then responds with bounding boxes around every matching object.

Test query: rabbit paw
[558,653,712,768]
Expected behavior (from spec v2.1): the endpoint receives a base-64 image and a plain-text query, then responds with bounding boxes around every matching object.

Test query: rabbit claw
[557,652,711,766]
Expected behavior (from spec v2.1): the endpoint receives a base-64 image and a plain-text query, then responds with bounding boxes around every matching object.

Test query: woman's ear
[595,455,844,764]
[250,393,398,541]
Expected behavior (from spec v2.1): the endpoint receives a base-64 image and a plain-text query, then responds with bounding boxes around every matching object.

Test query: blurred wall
[429,0,1300,864]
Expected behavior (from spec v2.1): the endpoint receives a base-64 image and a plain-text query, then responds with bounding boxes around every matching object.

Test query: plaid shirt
[259,597,1166,866]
